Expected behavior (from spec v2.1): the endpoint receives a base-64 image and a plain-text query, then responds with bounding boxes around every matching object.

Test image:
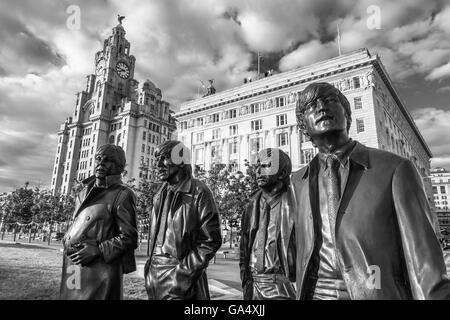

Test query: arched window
[109,135,115,144]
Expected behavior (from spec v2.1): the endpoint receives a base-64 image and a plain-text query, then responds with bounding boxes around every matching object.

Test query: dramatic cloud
[413,108,450,169]
[1,0,450,192]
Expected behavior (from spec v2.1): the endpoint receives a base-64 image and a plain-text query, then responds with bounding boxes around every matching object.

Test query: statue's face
[256,155,281,189]
[155,148,181,182]
[303,89,348,138]
[94,148,120,179]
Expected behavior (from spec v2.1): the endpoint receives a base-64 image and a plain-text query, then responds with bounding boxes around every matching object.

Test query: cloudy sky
[1,0,450,193]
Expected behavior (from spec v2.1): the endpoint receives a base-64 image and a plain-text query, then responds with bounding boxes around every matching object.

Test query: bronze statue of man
[239,148,296,300]
[291,82,450,299]
[60,144,138,300]
[144,140,222,300]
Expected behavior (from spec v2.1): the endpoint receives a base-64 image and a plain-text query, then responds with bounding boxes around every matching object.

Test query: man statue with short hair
[292,82,450,299]
[144,140,222,300]
[60,144,138,300]
[239,148,296,300]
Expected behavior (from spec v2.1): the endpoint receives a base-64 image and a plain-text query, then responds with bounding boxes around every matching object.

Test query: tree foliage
[195,161,259,224]
[0,182,75,231]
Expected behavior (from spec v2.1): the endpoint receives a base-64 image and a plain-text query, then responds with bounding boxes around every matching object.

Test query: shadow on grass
[0,242,55,250]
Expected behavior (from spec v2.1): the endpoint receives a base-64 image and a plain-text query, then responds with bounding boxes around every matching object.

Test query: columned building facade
[431,167,450,237]
[174,48,438,233]
[51,22,176,195]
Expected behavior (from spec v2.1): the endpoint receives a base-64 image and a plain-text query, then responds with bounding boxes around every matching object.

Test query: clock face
[95,59,105,76]
[116,62,130,79]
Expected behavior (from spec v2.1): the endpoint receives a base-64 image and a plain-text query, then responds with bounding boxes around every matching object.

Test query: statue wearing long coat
[60,175,138,300]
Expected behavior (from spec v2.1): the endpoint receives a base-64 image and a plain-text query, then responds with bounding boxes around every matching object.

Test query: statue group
[59,82,450,300]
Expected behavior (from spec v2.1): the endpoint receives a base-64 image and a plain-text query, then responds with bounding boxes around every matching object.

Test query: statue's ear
[278,168,287,181]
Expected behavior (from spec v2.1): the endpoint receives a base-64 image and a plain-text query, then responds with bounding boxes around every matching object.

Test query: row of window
[111,122,123,131]
[180,95,291,130]
[142,131,161,144]
[195,116,365,144]
[143,119,162,133]
[195,114,290,143]
[82,137,92,147]
[433,186,448,194]
[83,128,92,135]
[181,92,365,131]
[196,133,290,164]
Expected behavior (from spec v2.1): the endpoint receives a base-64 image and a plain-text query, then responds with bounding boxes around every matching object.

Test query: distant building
[51,21,176,195]
[174,48,439,234]
[431,167,450,237]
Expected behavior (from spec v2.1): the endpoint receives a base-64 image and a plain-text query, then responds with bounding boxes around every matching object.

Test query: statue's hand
[68,243,100,266]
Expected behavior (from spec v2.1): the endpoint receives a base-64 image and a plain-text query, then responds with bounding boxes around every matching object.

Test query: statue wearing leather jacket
[239,148,296,300]
[144,141,222,300]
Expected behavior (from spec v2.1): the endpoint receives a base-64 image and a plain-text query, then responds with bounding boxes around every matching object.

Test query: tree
[195,161,259,248]
[124,159,162,255]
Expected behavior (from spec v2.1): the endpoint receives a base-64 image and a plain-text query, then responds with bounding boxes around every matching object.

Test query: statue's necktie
[155,187,175,248]
[255,201,271,273]
[325,155,341,244]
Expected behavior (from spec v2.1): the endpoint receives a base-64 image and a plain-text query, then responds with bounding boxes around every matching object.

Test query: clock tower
[51,18,177,195]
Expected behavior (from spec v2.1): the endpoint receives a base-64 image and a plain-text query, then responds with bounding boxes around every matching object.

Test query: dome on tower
[143,79,156,91]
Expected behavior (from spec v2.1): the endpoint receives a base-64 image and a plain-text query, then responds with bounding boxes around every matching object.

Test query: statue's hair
[95,144,126,173]
[257,148,292,186]
[156,140,192,178]
[296,82,352,138]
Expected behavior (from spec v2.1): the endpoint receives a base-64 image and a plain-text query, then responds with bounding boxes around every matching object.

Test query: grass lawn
[0,242,147,300]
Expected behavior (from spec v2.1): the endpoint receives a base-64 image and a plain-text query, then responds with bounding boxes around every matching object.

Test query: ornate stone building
[51,21,176,195]
[174,48,439,232]
[431,167,450,236]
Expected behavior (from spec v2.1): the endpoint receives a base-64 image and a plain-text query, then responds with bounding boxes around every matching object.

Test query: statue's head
[94,144,126,179]
[256,148,292,190]
[154,140,192,183]
[296,82,351,141]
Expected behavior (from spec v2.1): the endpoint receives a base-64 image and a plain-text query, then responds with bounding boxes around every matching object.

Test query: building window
[249,137,263,163]
[229,161,238,173]
[196,117,204,126]
[212,128,221,140]
[433,186,438,194]
[211,113,220,123]
[229,141,238,155]
[277,132,288,146]
[354,97,362,109]
[143,131,146,140]
[250,103,261,113]
[353,77,360,89]
[251,120,262,131]
[196,132,204,143]
[441,186,447,194]
[303,148,315,164]
[141,144,145,153]
[229,125,238,136]
[356,118,365,133]
[276,114,287,126]
[117,133,121,144]
[275,96,285,108]
[195,148,204,164]
[229,109,237,119]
